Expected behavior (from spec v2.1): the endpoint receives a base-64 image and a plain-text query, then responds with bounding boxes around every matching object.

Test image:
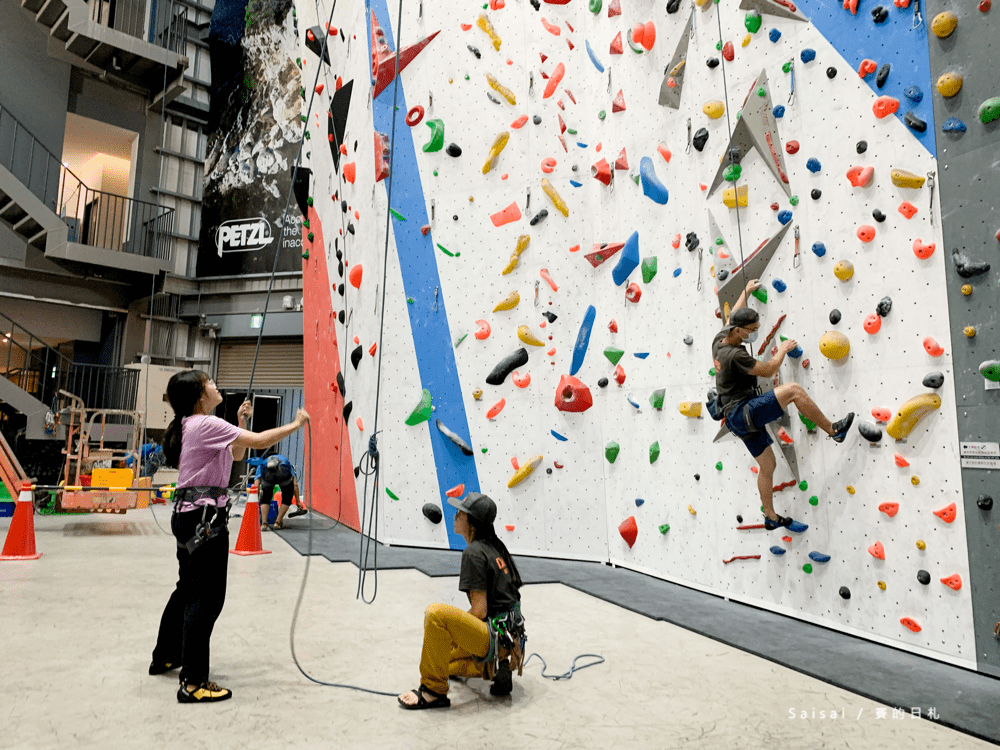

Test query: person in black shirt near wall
[398,492,525,710]
[711,279,854,530]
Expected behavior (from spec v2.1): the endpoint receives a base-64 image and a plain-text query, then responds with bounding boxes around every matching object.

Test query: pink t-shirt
[177,415,243,489]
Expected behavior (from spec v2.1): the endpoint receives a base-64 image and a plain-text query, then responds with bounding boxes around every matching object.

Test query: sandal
[273,521,283,530]
[398,685,451,710]
[288,508,307,518]
[764,514,793,531]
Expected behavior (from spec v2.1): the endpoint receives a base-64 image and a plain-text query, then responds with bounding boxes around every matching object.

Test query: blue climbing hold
[769,28,781,42]
[811,242,827,257]
[942,117,967,133]
[904,85,923,103]
[570,305,596,376]
[635,498,645,507]
[800,48,816,63]
[551,429,568,441]
[612,231,640,286]
[788,344,803,358]
[777,210,793,225]
[585,39,606,73]
[808,551,831,563]
[633,352,650,359]
[773,105,785,118]
[806,157,821,173]
[772,278,787,293]
[672,267,682,278]
[639,156,669,206]
[577,142,588,149]
[788,520,809,533]
[770,546,786,555]
[626,394,641,410]
[570,180,582,187]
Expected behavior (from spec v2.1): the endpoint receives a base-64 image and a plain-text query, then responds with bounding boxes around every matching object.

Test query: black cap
[723,307,760,331]
[446,492,497,525]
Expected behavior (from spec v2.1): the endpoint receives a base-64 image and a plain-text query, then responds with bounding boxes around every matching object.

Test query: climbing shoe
[177,681,232,703]
[830,412,855,443]
[490,659,513,697]
[148,661,177,676]
[764,515,793,531]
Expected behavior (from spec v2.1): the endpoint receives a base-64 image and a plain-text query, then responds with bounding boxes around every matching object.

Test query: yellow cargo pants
[418,603,491,696]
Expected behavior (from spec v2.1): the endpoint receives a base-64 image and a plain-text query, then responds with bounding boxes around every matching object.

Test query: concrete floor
[0,510,992,750]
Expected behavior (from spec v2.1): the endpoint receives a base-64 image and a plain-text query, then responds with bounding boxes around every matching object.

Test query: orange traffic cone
[230,483,271,556]
[1,481,42,560]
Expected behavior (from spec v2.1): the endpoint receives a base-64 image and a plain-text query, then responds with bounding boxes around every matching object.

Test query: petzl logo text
[215,218,275,256]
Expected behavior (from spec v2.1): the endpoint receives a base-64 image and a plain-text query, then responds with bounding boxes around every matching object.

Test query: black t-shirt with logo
[712,329,759,409]
[459,539,520,618]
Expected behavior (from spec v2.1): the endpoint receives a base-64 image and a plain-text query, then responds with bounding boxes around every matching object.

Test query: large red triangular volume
[615,147,629,170]
[585,242,624,268]
[608,0,621,16]
[610,31,623,54]
[612,89,626,112]
[370,10,440,98]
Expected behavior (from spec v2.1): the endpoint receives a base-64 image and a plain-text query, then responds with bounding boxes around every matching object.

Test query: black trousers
[152,506,229,685]
[259,478,295,507]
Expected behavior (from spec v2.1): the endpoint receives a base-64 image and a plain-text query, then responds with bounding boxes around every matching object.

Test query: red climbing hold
[555,374,594,413]
[487,398,506,419]
[349,264,363,289]
[511,114,529,129]
[615,148,629,170]
[610,31,623,55]
[445,484,465,498]
[356,417,364,431]
[608,319,618,333]
[625,283,641,303]
[843,0,859,14]
[878,502,899,518]
[864,313,881,334]
[368,342,377,356]
[612,89,626,113]
[540,268,558,291]
[585,241,624,267]
[618,516,637,548]
[405,105,425,126]
[912,238,935,259]
[868,541,886,560]
[900,617,922,633]
[894,452,910,467]
[512,371,531,388]
[343,162,357,183]
[420,224,431,235]
[923,337,944,356]
[940,574,963,591]
[894,0,910,6]
[898,201,918,219]
[782,536,793,543]
[785,140,800,155]
[491,202,522,227]
[672,234,681,249]
[871,407,891,422]
[542,157,558,173]
[315,83,324,95]
[857,225,876,243]
[558,114,567,134]
[592,158,612,185]
[657,144,672,163]
[613,364,626,385]
[607,0,621,15]
[858,59,877,77]
[777,427,794,444]
[873,96,900,119]
[722,41,734,61]
[543,62,565,99]
[846,166,874,187]
[933,503,957,524]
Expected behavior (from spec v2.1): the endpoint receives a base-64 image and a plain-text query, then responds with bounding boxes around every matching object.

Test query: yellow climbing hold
[916,539,926,550]
[834,260,855,281]
[741,33,752,47]
[819,330,851,360]
[877,580,886,591]
[483,131,510,174]
[541,178,569,217]
[688,505,697,515]
[477,13,502,51]
[508,454,542,488]
[964,326,977,338]
[937,72,963,98]
[703,100,726,119]
[962,284,973,296]
[493,290,520,311]
[931,11,957,38]
[517,325,545,346]
[911,476,920,485]
[502,234,530,275]
[886,393,942,439]
[485,73,516,105]
[679,401,702,418]
[473,388,483,401]
[723,185,749,208]
[890,169,926,189]
[846,486,856,495]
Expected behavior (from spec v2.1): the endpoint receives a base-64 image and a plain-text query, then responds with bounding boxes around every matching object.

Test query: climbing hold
[809,552,831,564]
[800,48,816,63]
[879,502,899,517]
[679,402,702,418]
[625,283,642,303]
[692,128,709,152]
[871,4,888,22]
[543,63,566,99]
[981,361,1000,382]
[703,101,725,119]
[348,264,363,289]
[474,320,492,341]
[875,296,892,318]
[917,569,931,585]
[613,364,626,386]
[639,158,669,205]
[405,106,425,127]
[846,486,856,495]
[508,455,542,488]
[878,581,887,591]
[477,13,502,51]
[890,169,926,189]
[597,378,609,388]
[922,372,944,389]
[486,348,530,386]
[953,251,991,278]
[482,131,511,175]
[916,539,926,551]
[518,325,545,347]
[941,117,968,135]
[422,503,443,524]
[859,421,883,442]
[773,105,785,118]
[900,618,921,633]
[436,419,474,455]
[980,97,1000,124]
[813,242,827,258]
[541,178,569,217]
[641,257,658,284]
[857,226,876,243]
[512,371,531,388]
[343,162,357,183]
[805,157,821,173]
[490,202,522,228]
[940,574,962,591]
[858,59,877,78]
[834,260,855,281]
[604,347,625,366]
[937,72,963,98]
[422,120,445,152]
[933,502,957,524]
[606,441,620,463]
[473,389,483,401]
[785,141,800,155]
[446,143,463,158]
[486,399,506,420]
[846,165,874,187]
[872,407,891,423]
[722,185,748,208]
[618,516,638,548]
[493,291,520,312]
[931,11,958,36]
[868,541,886,560]
[570,306,596,376]
[611,89,627,113]
[872,209,886,223]
[612,231,641,286]
[405,389,433,426]
[978,494,994,510]
[899,200,920,220]
[648,441,661,464]
[555,374,593,413]
[811,189,822,200]
[923,337,944,356]
[772,279,787,293]
[591,158,611,185]
[886,394,942,439]
[962,284,973,296]
[502,234,530,276]
[904,112,927,132]
[445,485,466,499]
[873,96,900,119]
[722,41,734,61]
[819,331,851,360]
[912,238,935,259]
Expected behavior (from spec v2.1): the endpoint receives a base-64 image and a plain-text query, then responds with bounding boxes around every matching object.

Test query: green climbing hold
[604,346,625,365]
[715,461,723,471]
[301,250,309,259]
[599,110,606,120]
[465,74,470,80]
[803,564,813,574]
[716,40,722,51]
[437,243,460,257]
[715,237,725,246]
[481,447,488,453]
[809,495,819,506]
[606,441,620,464]
[789,195,799,206]
[632,174,640,186]
[751,287,768,303]
[979,97,1000,124]
[307,196,313,206]
[454,333,468,348]
[659,523,670,534]
[744,11,762,33]
[649,388,665,410]
[405,388,433,426]
[782,61,792,73]
[386,488,400,501]
[422,119,445,153]
[304,130,311,140]
[723,164,742,182]
[799,414,816,431]
[407,297,414,304]
[302,218,310,228]
[567,128,578,135]
[589,0,602,11]
[307,232,314,242]
[798,480,808,491]
[980,360,1000,382]
[389,208,407,221]
[709,367,716,377]
[757,87,766,98]
[649,441,660,464]
[641,256,658,283]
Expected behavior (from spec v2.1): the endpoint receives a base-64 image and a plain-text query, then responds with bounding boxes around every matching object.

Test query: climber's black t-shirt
[459,539,520,618]
[712,329,759,409]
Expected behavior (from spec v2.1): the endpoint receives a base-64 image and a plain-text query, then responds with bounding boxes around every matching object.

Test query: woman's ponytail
[161,370,209,468]
[470,518,523,589]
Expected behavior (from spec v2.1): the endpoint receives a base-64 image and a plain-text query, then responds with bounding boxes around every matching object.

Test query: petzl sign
[215,217,275,256]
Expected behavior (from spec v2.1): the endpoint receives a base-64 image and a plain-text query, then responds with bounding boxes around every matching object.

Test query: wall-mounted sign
[960,441,1000,470]
[250,314,263,329]
[215,217,275,256]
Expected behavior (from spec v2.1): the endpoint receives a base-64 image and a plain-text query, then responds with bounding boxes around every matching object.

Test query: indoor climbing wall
[291,0,996,669]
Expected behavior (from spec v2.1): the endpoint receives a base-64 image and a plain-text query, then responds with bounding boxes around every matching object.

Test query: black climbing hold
[422,503,443,524]
[337,261,344,277]
[872,209,886,223]
[717,269,730,281]
[338,310,345,324]
[856,140,868,154]
[826,66,837,79]
[446,143,462,157]
[453,215,459,221]
[667,0,682,12]
[876,63,891,89]
[542,311,558,323]
[342,400,353,421]
[922,371,944,389]
[336,248,343,260]
[839,586,851,600]
[904,111,927,132]
[978,494,994,511]
[858,421,882,442]
[530,209,549,226]
[436,419,474,455]
[338,283,345,296]
[337,372,345,398]
[706,57,720,69]
[353,139,358,152]
[694,474,700,481]
[597,377,609,388]
[304,26,331,64]
[953,251,990,278]
[347,222,355,234]
[533,115,542,124]
[692,128,709,152]
[829,309,842,325]
[291,166,312,217]
[353,465,361,479]
[917,569,931,585]
[530,0,539,9]
[736,514,743,523]
[871,5,888,23]
[351,344,362,370]
[468,44,481,58]
[571,164,578,171]
[811,189,822,200]
[546,468,552,474]
[683,335,694,345]
[341,200,348,213]
[876,296,892,317]
[487,92,501,105]
[685,232,700,252]
[486,348,530,386]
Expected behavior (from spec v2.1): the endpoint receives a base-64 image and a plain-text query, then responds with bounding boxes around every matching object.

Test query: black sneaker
[288,508,307,518]
[149,661,178,675]
[830,412,855,443]
[490,659,512,697]
[177,681,232,703]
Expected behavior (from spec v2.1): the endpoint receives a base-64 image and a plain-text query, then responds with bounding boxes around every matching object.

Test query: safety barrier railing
[85,0,188,53]
[0,103,61,213]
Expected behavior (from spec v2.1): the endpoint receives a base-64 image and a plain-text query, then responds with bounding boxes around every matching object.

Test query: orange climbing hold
[490,202,522,227]
[512,371,531,388]
[631,21,656,50]
[894,452,910,467]
[872,407,892,422]
[940,574,962,591]
[868,541,886,560]
[923,337,945,356]
[846,165,874,187]
[933,502,957,524]
[540,268,558,291]
[900,617,922,633]
[898,201,918,219]
[613,364,626,385]
[356,417,364,431]
[657,144,672,163]
[777,427,794,444]
[858,59,877,77]
[349,264,363,289]
[618,516,637,548]
[474,320,491,340]
[878,502,899,518]
[540,17,561,35]
[864,313,881,334]
[543,62,565,99]
[609,31,623,55]
[873,96,900,119]
[343,162,357,183]
[843,0,860,12]
[612,89,626,113]
[368,342,377,356]
[487,398,506,419]
[542,157,557,173]
[445,484,465,498]
[592,158,612,185]
[671,234,681,249]
[857,225,876,243]
[912,238,935,259]
[511,114,529,129]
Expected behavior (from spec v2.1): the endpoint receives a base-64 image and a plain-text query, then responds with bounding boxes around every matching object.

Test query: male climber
[710,279,854,530]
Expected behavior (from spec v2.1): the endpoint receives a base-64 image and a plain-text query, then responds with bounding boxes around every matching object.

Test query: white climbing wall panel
[295,0,976,667]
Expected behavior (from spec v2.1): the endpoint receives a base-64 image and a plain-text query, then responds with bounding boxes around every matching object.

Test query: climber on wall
[710,279,854,530]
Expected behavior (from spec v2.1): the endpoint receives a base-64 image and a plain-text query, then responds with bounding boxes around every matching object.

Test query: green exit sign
[250,314,263,329]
